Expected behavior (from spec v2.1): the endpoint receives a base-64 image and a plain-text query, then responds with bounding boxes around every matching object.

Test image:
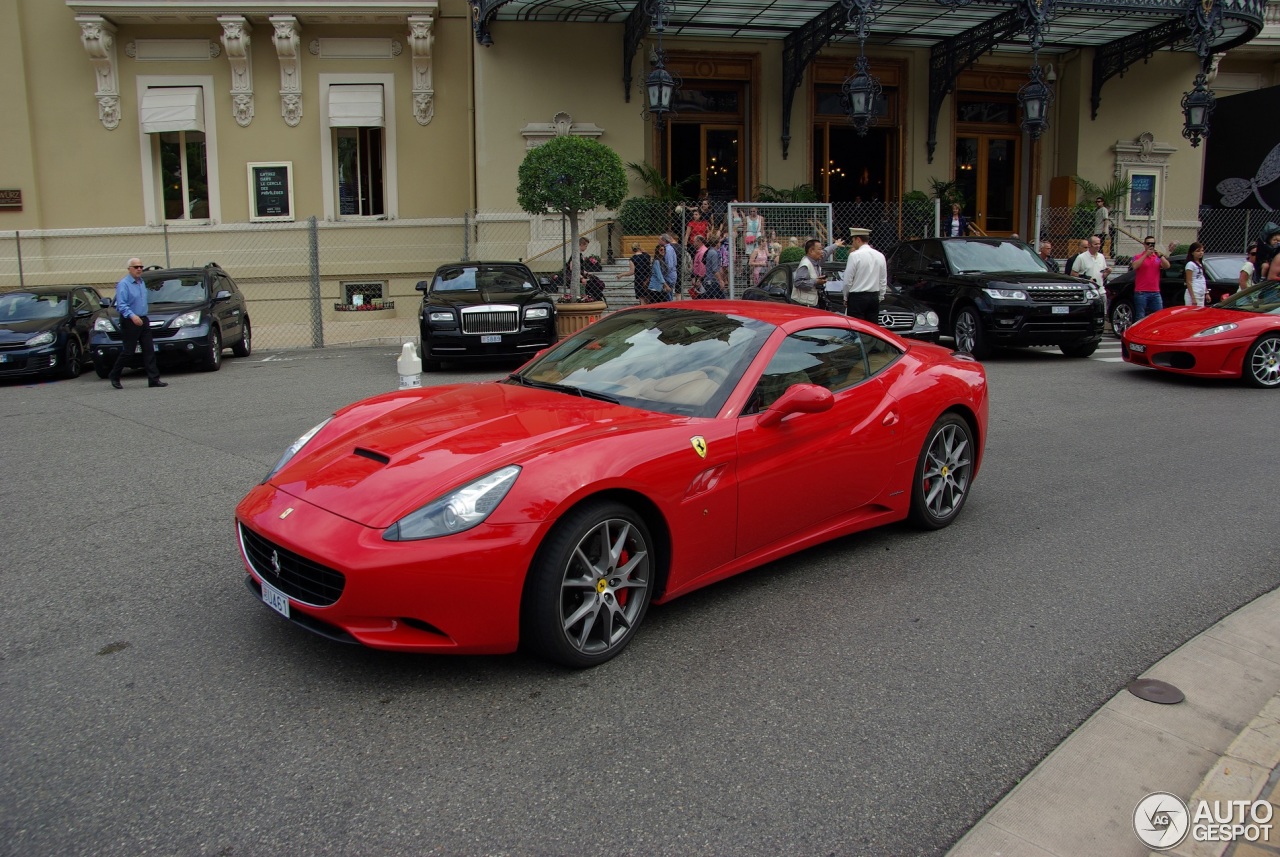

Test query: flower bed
[334,299,395,312]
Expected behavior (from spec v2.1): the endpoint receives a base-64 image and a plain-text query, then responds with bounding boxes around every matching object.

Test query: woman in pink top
[1132,235,1170,321]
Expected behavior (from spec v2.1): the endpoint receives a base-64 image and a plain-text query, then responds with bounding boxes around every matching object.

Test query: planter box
[555,301,606,338]
[622,235,665,254]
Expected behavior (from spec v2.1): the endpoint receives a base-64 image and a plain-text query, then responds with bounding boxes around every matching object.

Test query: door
[212,273,243,342]
[670,124,743,200]
[955,135,1020,236]
[735,326,902,557]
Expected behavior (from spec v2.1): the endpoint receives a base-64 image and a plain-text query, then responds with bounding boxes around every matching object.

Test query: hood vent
[353,447,391,465]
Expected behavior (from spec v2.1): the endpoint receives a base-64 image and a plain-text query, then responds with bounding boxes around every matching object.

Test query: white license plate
[0,354,8,363]
[1052,305,1069,314]
[134,345,142,354]
[480,334,502,344]
[1129,342,1146,353]
[261,579,290,618]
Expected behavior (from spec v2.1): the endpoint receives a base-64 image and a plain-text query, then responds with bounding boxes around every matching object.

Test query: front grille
[0,342,29,352]
[878,310,916,331]
[461,307,519,335]
[1026,286,1085,303]
[239,522,346,607]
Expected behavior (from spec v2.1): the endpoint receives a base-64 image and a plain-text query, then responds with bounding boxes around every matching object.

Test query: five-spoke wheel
[523,500,654,668]
[1244,333,1280,389]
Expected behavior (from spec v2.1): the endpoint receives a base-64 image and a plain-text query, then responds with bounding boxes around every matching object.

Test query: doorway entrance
[954,134,1019,235]
[669,122,743,200]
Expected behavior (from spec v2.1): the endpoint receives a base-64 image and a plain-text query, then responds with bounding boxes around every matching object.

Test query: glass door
[668,123,742,200]
[955,134,1020,236]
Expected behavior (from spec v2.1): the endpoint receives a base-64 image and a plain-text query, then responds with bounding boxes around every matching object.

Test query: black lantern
[841,55,883,136]
[1181,73,1216,148]
[646,65,676,128]
[1017,63,1054,140]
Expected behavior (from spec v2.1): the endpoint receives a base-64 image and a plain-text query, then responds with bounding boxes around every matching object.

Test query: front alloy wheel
[908,413,975,530]
[61,339,82,379]
[1244,333,1280,388]
[953,307,989,358]
[1111,301,1135,338]
[201,328,222,372]
[523,500,654,668]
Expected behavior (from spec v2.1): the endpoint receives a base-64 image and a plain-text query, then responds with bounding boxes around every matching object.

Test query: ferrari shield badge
[690,436,708,458]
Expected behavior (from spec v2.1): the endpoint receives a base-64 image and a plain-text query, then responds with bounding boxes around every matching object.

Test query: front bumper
[236,483,542,654]
[1121,333,1252,378]
[980,300,1105,345]
[90,324,215,366]
[0,346,59,377]
[421,325,556,361]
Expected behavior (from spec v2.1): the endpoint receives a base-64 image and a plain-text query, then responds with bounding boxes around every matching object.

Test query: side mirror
[213,289,232,302]
[758,383,834,428]
[99,297,112,308]
[415,280,429,292]
[75,309,92,319]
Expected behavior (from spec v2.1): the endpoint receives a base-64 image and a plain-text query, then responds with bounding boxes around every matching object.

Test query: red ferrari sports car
[1121,280,1280,388]
[236,301,989,666]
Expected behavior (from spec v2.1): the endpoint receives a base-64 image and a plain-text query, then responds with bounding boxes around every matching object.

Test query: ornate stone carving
[77,15,120,130]
[408,14,435,125]
[520,113,605,149]
[270,15,303,127]
[309,39,321,56]
[219,15,254,127]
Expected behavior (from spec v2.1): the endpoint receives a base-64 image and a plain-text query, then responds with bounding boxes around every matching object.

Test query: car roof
[436,261,533,270]
[14,285,95,294]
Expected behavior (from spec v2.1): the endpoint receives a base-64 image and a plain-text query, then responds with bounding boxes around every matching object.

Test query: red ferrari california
[236,301,989,666]
[1121,280,1280,388]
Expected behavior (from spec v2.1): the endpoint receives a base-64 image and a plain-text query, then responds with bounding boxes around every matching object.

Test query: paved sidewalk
[949,586,1280,856]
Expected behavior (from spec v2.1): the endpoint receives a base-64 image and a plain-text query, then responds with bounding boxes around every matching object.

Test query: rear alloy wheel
[201,328,222,372]
[1243,333,1280,389]
[232,319,252,357]
[523,500,654,668]
[1060,340,1098,358]
[908,413,975,530]
[953,307,990,358]
[1111,300,1135,338]
[61,339,83,379]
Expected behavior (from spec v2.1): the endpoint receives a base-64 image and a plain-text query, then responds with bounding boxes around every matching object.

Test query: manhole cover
[1127,678,1185,705]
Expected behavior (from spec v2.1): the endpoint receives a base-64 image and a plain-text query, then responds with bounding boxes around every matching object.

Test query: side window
[321,77,396,221]
[748,327,868,413]
[71,290,90,312]
[922,241,947,271]
[136,78,218,225]
[761,265,790,291]
[888,245,915,275]
[863,331,903,376]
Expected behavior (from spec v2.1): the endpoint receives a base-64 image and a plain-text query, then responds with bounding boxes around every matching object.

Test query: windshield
[144,276,208,304]
[943,240,1050,274]
[0,292,67,321]
[432,266,539,294]
[1219,281,1280,314]
[515,308,773,417]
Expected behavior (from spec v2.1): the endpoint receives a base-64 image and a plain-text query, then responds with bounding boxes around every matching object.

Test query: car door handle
[882,411,899,427]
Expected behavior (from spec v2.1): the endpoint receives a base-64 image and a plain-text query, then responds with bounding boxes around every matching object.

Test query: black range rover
[417,262,558,370]
[887,237,1106,358]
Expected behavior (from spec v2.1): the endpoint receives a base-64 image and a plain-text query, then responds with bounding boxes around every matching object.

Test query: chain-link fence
[1035,204,1275,264]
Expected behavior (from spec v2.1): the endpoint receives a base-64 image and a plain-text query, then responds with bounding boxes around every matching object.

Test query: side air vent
[353,447,391,464]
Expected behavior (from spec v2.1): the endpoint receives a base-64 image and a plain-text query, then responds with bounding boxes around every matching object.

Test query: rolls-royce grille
[461,308,519,335]
[239,522,345,606]
[1026,287,1085,303]
[878,310,916,331]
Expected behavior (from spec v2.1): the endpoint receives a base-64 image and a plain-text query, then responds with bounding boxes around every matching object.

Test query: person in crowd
[768,230,782,266]
[749,237,770,285]
[1070,235,1111,291]
[1184,242,1207,307]
[1065,239,1089,281]
[842,228,887,323]
[1038,240,1060,272]
[1239,244,1258,293]
[946,203,969,237]
[682,208,709,251]
[645,242,669,303]
[743,207,765,266]
[108,257,166,389]
[1130,235,1171,320]
[793,238,839,308]
[1266,230,1280,281]
[621,243,651,304]
[661,234,680,297]
[1093,197,1112,251]
[701,232,726,299]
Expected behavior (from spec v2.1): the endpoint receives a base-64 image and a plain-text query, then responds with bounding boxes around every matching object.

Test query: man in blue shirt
[108,257,166,389]
[662,235,679,297]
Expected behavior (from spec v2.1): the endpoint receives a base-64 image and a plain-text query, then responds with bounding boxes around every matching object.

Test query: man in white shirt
[1070,236,1111,289]
[842,227,887,323]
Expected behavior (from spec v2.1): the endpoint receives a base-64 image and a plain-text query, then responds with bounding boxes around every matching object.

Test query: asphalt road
[1,342,1275,857]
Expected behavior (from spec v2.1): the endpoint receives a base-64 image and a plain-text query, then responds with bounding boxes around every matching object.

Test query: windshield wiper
[505,374,618,403]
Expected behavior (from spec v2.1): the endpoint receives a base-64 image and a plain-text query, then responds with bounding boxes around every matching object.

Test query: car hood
[1127,306,1245,340]
[953,271,1086,286]
[882,291,932,315]
[425,290,555,307]
[270,382,682,528]
[0,317,61,341]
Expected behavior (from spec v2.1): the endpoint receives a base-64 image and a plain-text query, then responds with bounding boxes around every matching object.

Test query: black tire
[201,328,222,372]
[908,413,976,530]
[1111,300,1135,338]
[60,338,83,379]
[1059,339,1098,358]
[1242,333,1280,389]
[522,500,655,668]
[952,307,990,358]
[232,319,252,357]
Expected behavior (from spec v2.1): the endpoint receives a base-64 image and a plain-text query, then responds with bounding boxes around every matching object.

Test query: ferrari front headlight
[264,417,333,482]
[383,465,521,541]
[1192,323,1238,338]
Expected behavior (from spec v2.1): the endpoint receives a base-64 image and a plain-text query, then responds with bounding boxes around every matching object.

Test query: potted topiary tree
[517,136,627,333]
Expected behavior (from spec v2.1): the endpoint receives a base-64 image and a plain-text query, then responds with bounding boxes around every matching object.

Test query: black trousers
[845,292,880,324]
[110,316,160,383]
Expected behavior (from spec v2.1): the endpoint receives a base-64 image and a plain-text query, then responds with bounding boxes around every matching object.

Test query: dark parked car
[0,285,107,380]
[417,262,558,370]
[1106,252,1246,337]
[89,262,251,376]
[887,237,1106,358]
[750,260,941,341]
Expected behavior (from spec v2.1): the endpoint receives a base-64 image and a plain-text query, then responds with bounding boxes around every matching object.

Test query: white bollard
[396,342,422,389]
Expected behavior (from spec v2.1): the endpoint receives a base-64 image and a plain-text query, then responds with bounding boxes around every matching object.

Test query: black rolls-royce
[417,262,558,370]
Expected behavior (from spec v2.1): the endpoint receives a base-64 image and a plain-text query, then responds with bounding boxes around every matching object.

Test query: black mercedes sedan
[887,237,1106,358]
[417,262,558,370]
[750,260,942,342]
[0,285,106,380]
